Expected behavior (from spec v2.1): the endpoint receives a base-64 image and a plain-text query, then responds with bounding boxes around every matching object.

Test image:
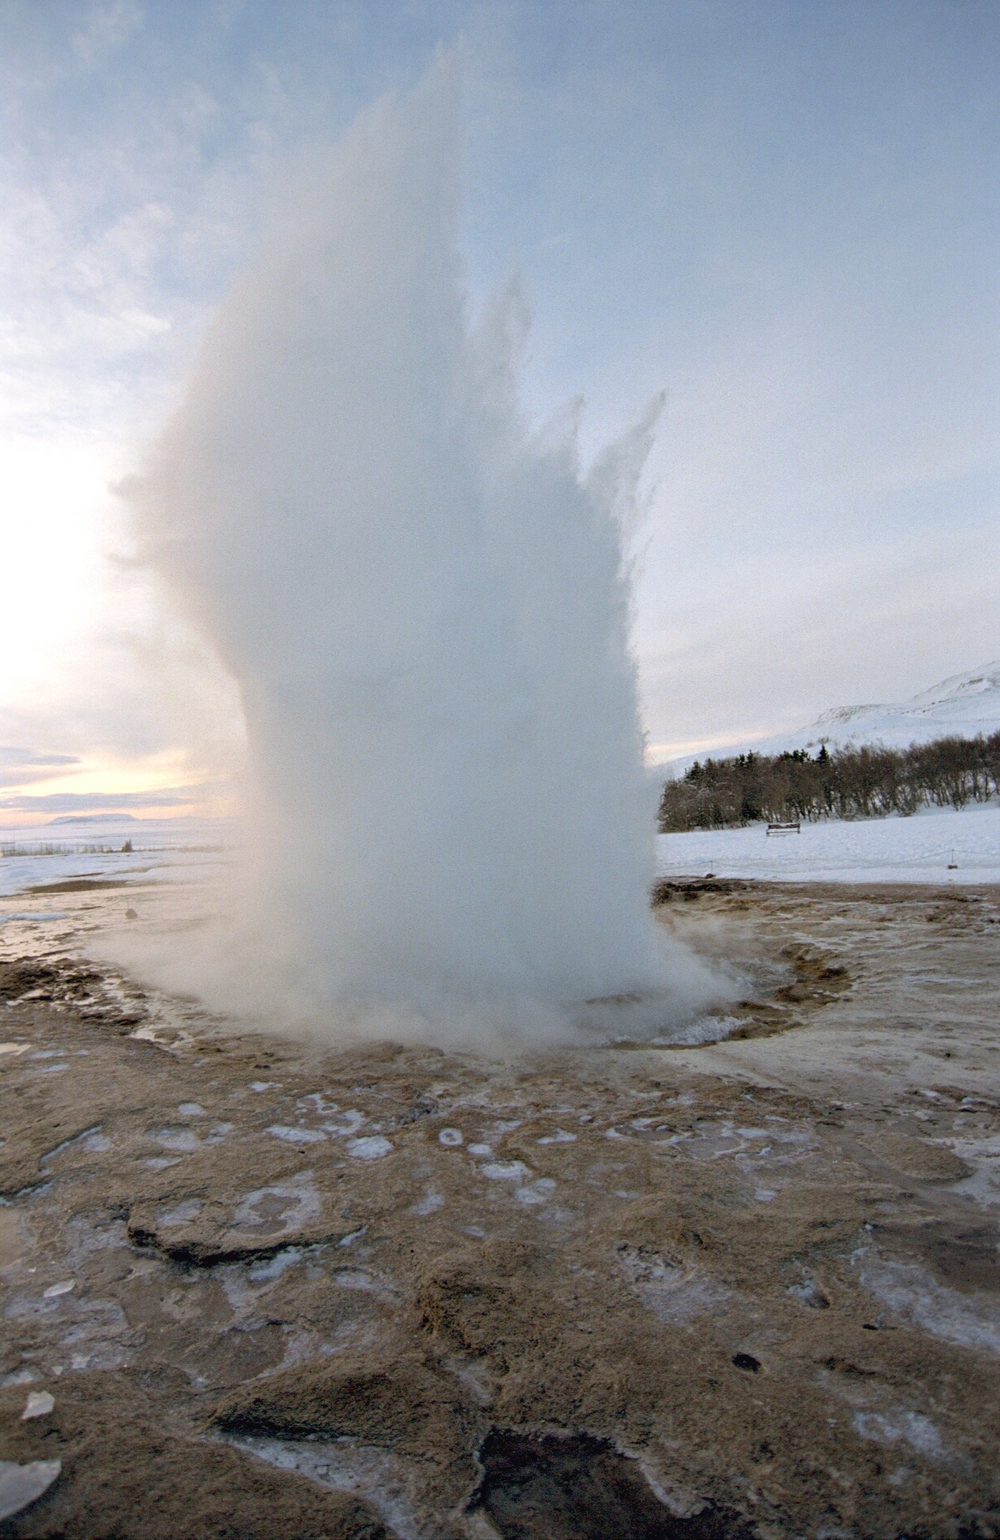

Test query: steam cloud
[134,61,723,1043]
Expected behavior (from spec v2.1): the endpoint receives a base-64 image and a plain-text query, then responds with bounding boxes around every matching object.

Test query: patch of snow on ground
[856,1252,1000,1357]
[657,804,1000,886]
[0,815,234,900]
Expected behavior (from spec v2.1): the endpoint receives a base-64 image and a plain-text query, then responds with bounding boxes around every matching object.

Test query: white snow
[657,803,1000,885]
[149,1127,201,1152]
[0,814,233,900]
[156,1200,204,1227]
[267,1125,327,1144]
[41,1281,74,1299]
[480,1160,533,1182]
[21,1392,54,1420]
[345,1136,393,1160]
[0,1460,62,1522]
[852,1411,946,1461]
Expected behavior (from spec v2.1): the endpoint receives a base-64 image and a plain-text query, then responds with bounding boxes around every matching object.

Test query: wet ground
[1,879,998,1538]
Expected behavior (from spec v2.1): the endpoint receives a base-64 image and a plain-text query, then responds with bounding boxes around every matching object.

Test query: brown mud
[1,881,999,1538]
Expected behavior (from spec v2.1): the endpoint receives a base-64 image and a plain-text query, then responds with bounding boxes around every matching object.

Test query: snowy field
[1,804,998,907]
[0,815,234,902]
[657,803,1000,885]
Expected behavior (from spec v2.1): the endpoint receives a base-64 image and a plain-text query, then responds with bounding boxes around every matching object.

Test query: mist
[132,59,731,1045]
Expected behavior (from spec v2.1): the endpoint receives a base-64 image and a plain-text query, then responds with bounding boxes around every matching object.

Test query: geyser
[138,61,673,1038]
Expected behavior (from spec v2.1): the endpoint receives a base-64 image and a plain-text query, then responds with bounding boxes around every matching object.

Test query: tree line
[657,733,1000,832]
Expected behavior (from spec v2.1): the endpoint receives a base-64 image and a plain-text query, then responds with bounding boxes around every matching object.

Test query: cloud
[71,1,144,68]
[0,787,206,814]
[0,748,81,768]
[1,0,995,772]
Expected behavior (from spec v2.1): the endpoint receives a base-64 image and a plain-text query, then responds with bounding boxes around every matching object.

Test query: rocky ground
[1,880,998,1539]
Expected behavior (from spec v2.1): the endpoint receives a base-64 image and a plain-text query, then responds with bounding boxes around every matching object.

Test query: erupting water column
[138,61,663,1037]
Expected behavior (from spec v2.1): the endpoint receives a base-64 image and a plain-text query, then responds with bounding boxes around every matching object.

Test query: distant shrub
[657,731,1000,832]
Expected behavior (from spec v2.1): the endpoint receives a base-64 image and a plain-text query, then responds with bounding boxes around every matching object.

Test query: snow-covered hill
[658,661,1000,777]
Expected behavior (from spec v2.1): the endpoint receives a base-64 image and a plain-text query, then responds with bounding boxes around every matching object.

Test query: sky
[1,0,998,822]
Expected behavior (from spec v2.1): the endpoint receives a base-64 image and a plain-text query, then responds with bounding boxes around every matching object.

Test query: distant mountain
[46,812,139,825]
[660,662,1000,777]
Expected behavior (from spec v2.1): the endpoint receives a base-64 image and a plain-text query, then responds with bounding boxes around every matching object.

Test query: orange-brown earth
[1,880,998,1538]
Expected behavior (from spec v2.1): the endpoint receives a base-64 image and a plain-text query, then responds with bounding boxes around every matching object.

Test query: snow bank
[656,803,1000,885]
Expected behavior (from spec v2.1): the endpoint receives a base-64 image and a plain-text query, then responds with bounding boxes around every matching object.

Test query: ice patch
[246,1247,304,1283]
[297,1093,339,1116]
[537,1130,576,1145]
[857,1253,1000,1356]
[156,1199,204,1227]
[412,1191,445,1216]
[945,1132,1000,1207]
[468,1143,492,1156]
[40,1126,103,1164]
[41,1281,74,1299]
[225,1435,419,1540]
[149,1127,201,1152]
[516,1179,557,1206]
[438,1128,463,1146]
[231,1173,321,1232]
[346,1136,393,1160]
[618,1245,730,1324]
[333,1270,380,1292]
[0,1459,62,1523]
[853,1410,946,1461]
[177,1102,205,1117]
[322,1110,366,1136]
[787,1273,829,1308]
[21,1391,54,1420]
[480,1161,533,1182]
[266,1125,327,1144]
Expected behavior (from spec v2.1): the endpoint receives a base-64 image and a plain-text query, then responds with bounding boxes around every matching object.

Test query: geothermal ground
[1,879,999,1539]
